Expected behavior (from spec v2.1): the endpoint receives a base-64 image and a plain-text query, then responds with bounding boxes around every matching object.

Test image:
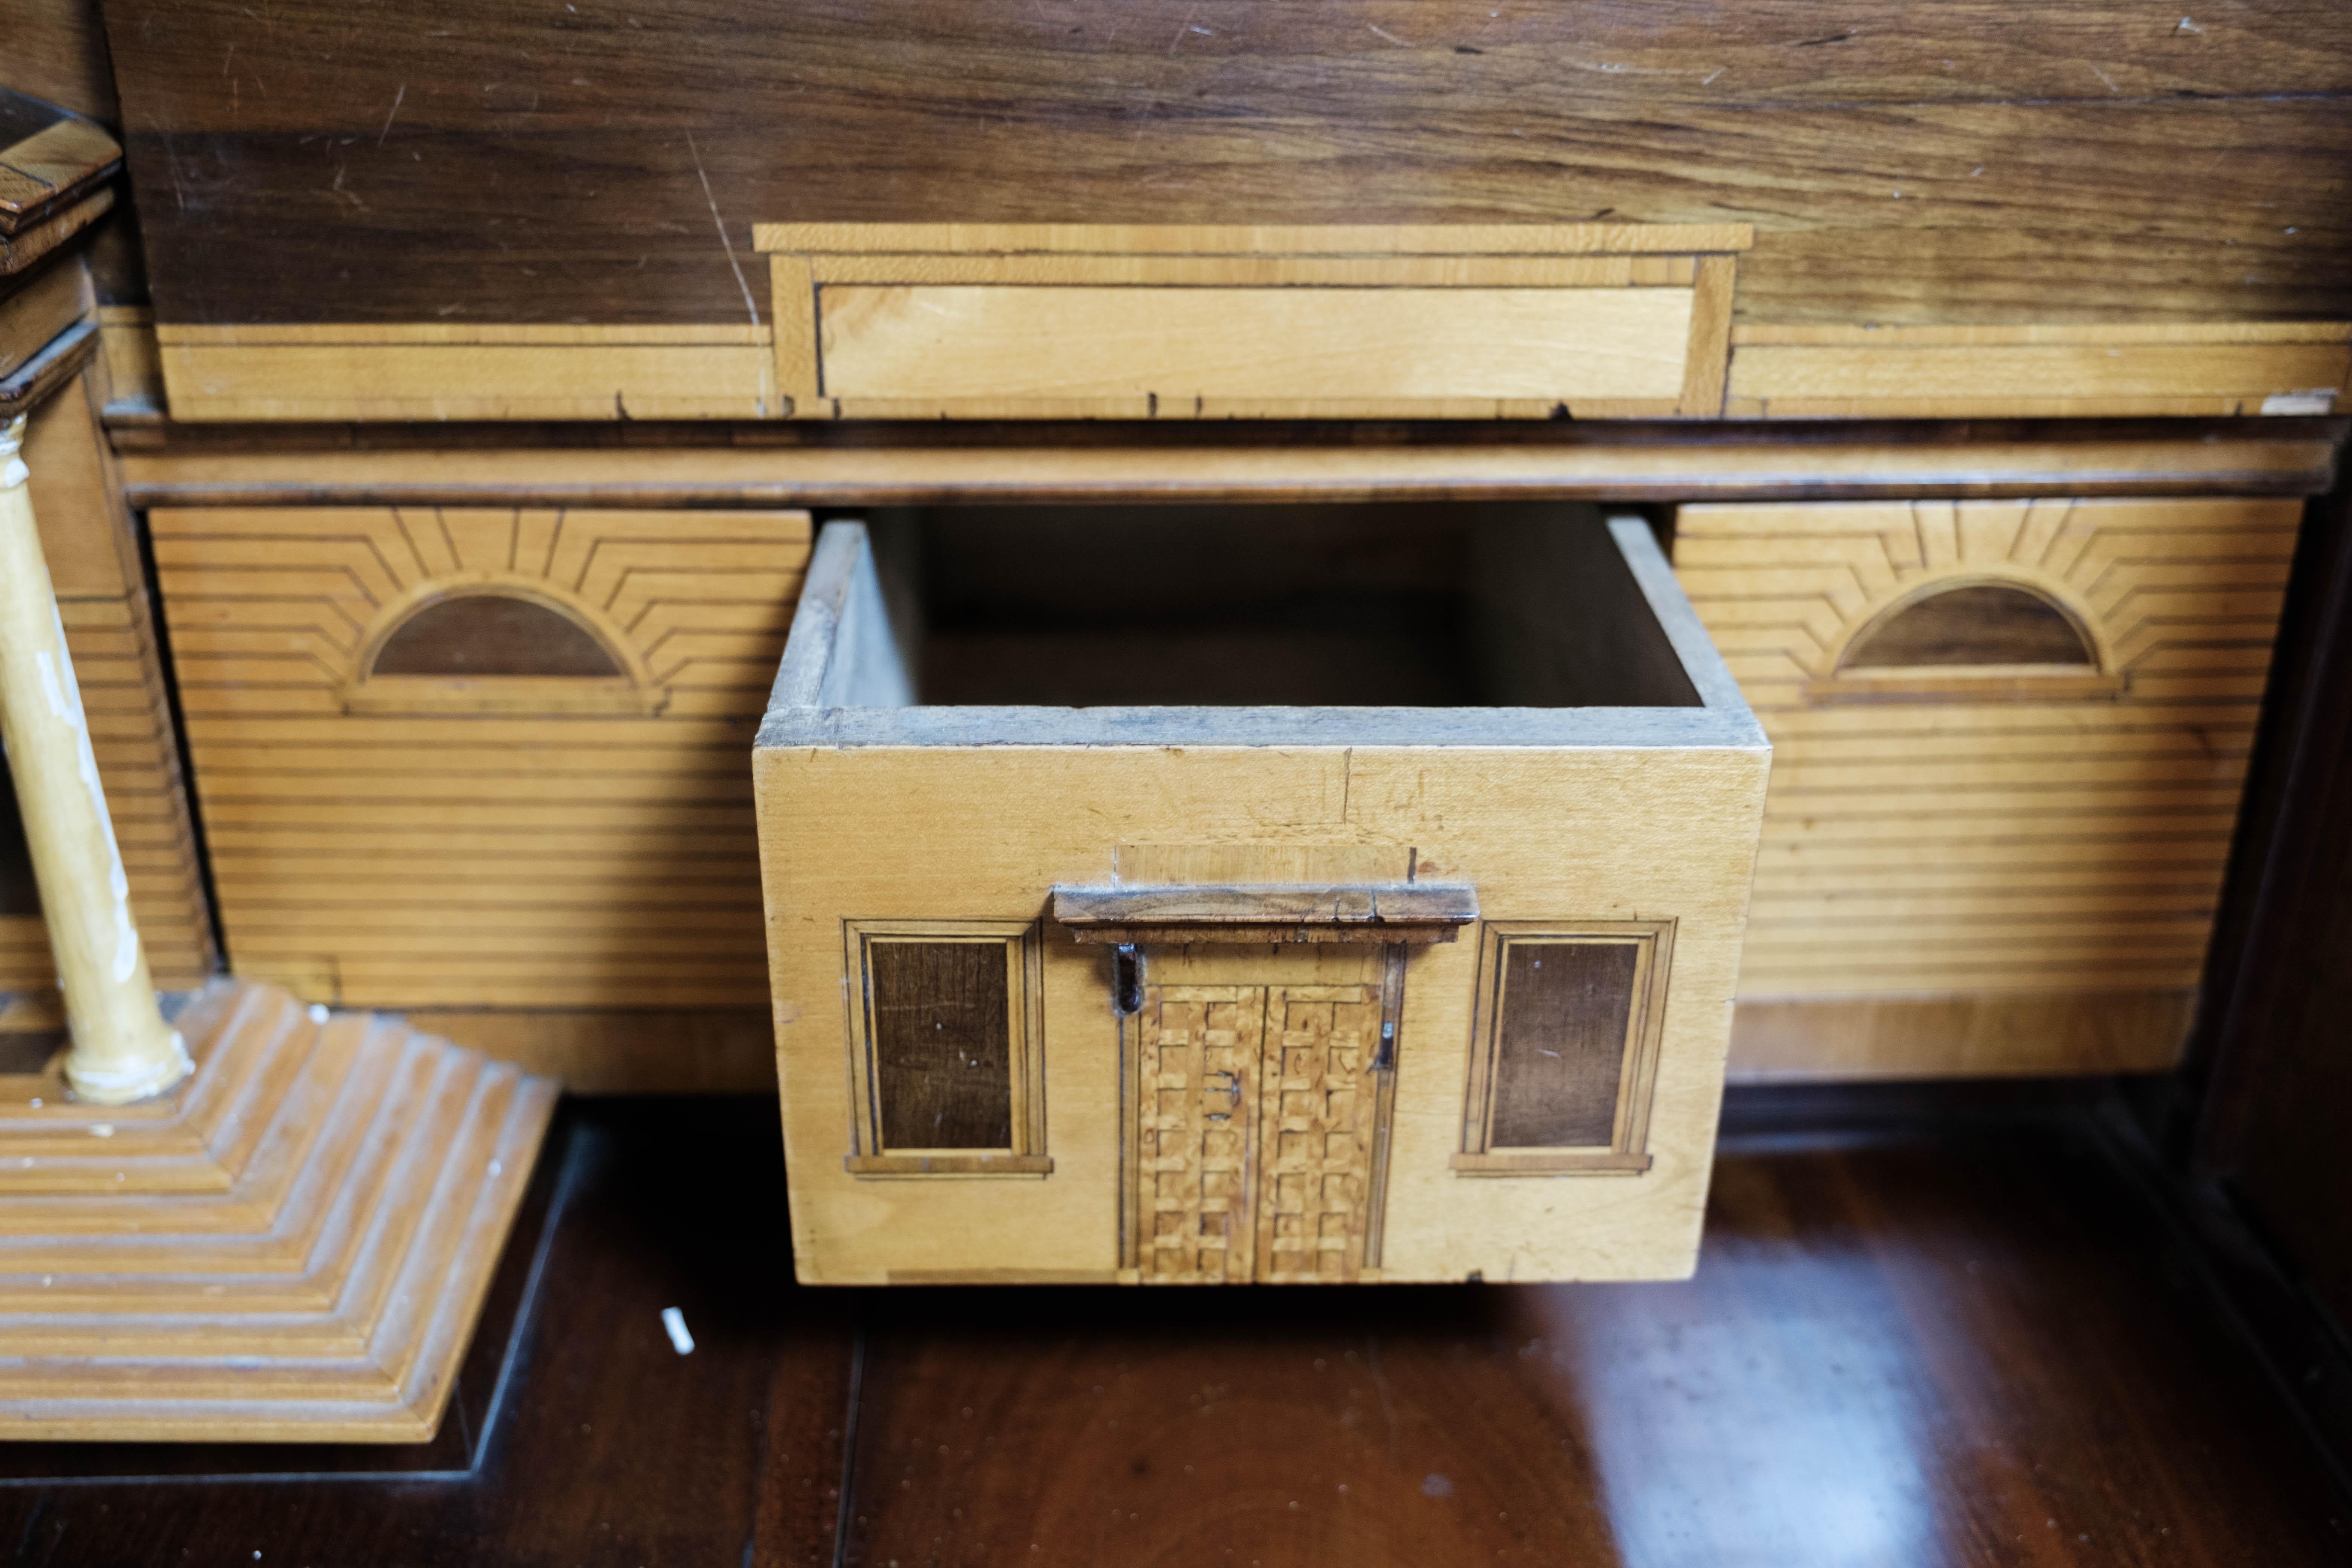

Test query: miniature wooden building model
[756,506,1770,1284]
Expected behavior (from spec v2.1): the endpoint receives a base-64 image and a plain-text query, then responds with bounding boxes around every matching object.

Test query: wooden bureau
[6,2,2350,1096]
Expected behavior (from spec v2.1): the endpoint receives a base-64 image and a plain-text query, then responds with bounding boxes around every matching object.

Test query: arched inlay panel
[1843,583,2096,670]
[147,504,815,1014]
[1674,495,2303,1060]
[370,593,623,679]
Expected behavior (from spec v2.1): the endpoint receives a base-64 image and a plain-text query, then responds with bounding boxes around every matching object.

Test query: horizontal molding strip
[755,221,1755,255]
[116,435,2343,509]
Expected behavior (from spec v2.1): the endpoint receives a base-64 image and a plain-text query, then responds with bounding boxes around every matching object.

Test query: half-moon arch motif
[1840,582,2098,671]
[368,591,626,679]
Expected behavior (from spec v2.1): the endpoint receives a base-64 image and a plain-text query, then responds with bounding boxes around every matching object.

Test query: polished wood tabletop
[0,1091,2341,1567]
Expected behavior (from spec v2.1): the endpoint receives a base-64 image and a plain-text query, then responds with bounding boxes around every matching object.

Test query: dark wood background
[87,0,2352,326]
[4,1093,2346,1567]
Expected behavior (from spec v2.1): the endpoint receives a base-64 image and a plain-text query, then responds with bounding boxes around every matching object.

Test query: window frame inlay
[1453,919,1675,1176]
[841,918,1050,1178]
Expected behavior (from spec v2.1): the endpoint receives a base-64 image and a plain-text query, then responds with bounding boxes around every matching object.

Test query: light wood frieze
[761,222,1744,421]
[1729,321,2352,419]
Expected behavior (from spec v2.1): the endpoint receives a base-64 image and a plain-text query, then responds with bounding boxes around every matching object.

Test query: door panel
[1255,986,1382,1283]
[1135,987,1263,1284]
[1132,954,1391,1285]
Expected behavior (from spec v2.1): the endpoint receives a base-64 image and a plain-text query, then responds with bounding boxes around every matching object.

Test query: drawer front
[1677,495,2301,1079]
[754,511,1770,1286]
[764,222,1745,420]
[816,285,1693,409]
[149,505,813,1011]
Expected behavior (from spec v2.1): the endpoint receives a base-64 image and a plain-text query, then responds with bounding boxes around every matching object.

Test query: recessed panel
[819,286,1695,405]
[1491,940,1639,1149]
[869,940,1014,1152]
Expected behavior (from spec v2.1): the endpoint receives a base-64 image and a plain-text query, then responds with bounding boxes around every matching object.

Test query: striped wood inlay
[1677,496,2298,1004]
[150,507,812,1009]
[0,590,215,996]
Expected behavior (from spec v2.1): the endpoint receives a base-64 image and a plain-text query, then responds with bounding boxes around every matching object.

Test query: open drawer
[753,504,1770,1285]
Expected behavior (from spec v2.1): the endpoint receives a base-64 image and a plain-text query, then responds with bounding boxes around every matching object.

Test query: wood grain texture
[807,283,1697,420]
[95,303,160,413]
[399,1005,777,1093]
[2198,476,2352,1348]
[1677,496,2300,1062]
[763,224,1741,421]
[0,188,109,283]
[0,0,119,123]
[1127,946,1395,1284]
[153,324,780,422]
[96,2,2352,330]
[828,1106,2350,1568]
[1490,939,1638,1146]
[758,518,1769,1285]
[0,256,88,381]
[112,429,2346,511]
[0,314,95,417]
[759,222,1752,256]
[0,105,119,235]
[0,368,213,1003]
[1728,323,2352,418]
[1455,920,1672,1173]
[1728,988,2196,1079]
[1842,581,2098,668]
[1054,883,1477,944]
[148,505,810,1011]
[0,978,557,1442]
[871,939,1015,1150]
[0,1097,856,1561]
[841,920,1046,1172]
[3,1094,2348,1563]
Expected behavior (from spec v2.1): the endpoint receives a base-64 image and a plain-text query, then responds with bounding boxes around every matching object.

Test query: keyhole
[1112,944,1146,1015]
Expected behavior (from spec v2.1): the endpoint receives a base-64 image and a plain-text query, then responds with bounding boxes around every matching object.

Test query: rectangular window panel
[870,939,1013,1150]
[1456,920,1674,1175]
[1490,939,1639,1148]
[842,919,1050,1177]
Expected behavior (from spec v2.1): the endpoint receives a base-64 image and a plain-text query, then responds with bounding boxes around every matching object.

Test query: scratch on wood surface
[377,84,405,147]
[686,130,761,329]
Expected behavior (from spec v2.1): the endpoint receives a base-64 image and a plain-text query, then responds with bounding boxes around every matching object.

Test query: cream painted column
[0,414,189,1102]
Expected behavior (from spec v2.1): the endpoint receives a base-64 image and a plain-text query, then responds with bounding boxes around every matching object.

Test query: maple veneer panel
[1678,495,2301,1078]
[816,285,1695,412]
[149,505,811,1010]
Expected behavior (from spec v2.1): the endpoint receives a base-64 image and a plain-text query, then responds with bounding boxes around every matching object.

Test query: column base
[0,978,559,1442]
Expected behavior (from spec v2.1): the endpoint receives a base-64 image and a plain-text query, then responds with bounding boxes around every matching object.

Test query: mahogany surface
[0,1091,2340,1566]
[97,1,2352,328]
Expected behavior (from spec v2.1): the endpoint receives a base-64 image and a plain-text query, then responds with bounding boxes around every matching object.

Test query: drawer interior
[817,501,1704,711]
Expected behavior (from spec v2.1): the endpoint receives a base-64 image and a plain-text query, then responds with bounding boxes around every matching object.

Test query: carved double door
[1130,949,1400,1283]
